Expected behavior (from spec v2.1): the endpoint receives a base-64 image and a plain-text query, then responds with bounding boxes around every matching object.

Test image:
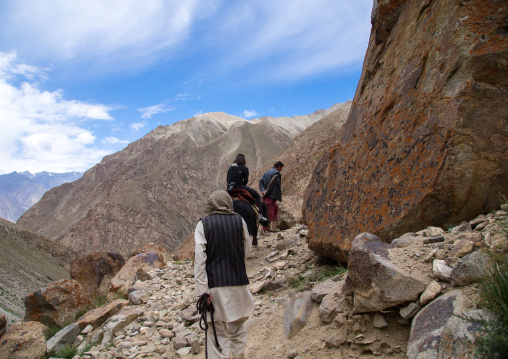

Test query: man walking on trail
[194,190,255,359]
[259,161,284,232]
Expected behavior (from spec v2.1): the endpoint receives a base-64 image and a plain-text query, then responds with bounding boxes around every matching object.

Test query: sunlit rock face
[303,0,508,262]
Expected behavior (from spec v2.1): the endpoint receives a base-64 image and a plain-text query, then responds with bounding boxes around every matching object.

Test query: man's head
[205,190,234,216]
[274,161,284,171]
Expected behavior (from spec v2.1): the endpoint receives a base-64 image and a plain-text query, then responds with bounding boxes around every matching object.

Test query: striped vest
[201,214,249,289]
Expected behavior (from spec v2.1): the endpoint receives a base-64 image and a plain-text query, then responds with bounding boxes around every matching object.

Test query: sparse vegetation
[473,256,508,358]
[92,294,108,308]
[44,325,61,340]
[75,308,88,320]
[289,264,347,292]
[44,344,77,359]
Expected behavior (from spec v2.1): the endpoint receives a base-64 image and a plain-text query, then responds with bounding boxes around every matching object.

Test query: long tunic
[194,218,255,322]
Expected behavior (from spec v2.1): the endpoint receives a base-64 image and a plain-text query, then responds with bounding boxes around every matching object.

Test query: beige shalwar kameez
[194,217,255,359]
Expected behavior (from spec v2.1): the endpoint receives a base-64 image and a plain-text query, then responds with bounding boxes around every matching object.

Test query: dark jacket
[259,167,282,202]
[227,164,249,187]
[201,214,249,288]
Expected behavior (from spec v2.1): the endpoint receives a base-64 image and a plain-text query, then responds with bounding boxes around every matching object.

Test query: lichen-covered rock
[0,321,48,359]
[303,0,508,262]
[408,290,466,359]
[24,279,92,327]
[70,251,125,297]
[348,233,426,312]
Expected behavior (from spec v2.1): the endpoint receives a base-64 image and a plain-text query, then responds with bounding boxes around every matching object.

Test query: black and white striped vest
[201,214,249,289]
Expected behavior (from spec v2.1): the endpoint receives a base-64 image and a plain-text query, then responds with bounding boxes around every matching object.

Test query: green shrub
[44,325,61,340]
[92,294,108,308]
[474,257,508,358]
[289,264,347,292]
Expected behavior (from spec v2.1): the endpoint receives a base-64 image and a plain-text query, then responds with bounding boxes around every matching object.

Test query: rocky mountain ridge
[17,106,341,258]
[0,171,83,222]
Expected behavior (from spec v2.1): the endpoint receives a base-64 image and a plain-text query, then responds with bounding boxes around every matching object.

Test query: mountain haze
[18,107,341,257]
[0,171,83,222]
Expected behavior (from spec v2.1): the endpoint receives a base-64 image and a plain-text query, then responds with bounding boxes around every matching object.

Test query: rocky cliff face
[18,108,338,257]
[303,0,508,262]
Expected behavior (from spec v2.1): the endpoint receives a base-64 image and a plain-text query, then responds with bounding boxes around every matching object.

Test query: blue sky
[0,0,372,174]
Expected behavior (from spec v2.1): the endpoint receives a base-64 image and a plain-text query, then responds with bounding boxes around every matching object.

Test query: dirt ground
[188,227,412,359]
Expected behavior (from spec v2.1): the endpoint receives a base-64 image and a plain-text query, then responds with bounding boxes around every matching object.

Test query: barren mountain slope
[18,108,338,257]
[0,218,72,325]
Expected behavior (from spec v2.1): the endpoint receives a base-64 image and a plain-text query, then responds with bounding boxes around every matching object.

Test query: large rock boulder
[451,250,493,287]
[46,323,80,353]
[303,0,508,262]
[0,321,48,359]
[348,233,426,312]
[70,251,125,297]
[24,279,92,328]
[131,243,170,264]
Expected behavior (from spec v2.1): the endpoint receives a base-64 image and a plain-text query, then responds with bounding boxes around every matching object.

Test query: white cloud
[104,136,129,144]
[138,104,175,119]
[242,110,258,118]
[203,0,372,81]
[131,122,145,131]
[0,0,371,82]
[0,52,114,174]
[0,0,221,72]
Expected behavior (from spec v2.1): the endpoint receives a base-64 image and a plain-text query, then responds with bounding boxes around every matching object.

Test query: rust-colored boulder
[131,243,170,263]
[303,0,508,262]
[70,251,125,297]
[107,252,164,301]
[24,279,92,328]
[0,321,48,359]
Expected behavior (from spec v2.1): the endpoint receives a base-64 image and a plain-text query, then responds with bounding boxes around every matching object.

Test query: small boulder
[451,251,493,287]
[283,292,314,339]
[101,306,142,345]
[373,313,388,329]
[448,239,474,258]
[419,281,442,306]
[128,290,149,305]
[0,321,48,359]
[76,299,129,329]
[249,281,266,294]
[311,279,336,303]
[46,323,80,353]
[348,233,426,312]
[432,260,453,282]
[24,279,92,328]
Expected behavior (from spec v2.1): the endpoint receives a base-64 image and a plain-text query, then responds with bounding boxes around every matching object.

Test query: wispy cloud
[0,52,114,174]
[0,0,220,73]
[104,136,129,144]
[242,110,258,118]
[0,0,371,82]
[138,104,175,119]
[131,122,145,131]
